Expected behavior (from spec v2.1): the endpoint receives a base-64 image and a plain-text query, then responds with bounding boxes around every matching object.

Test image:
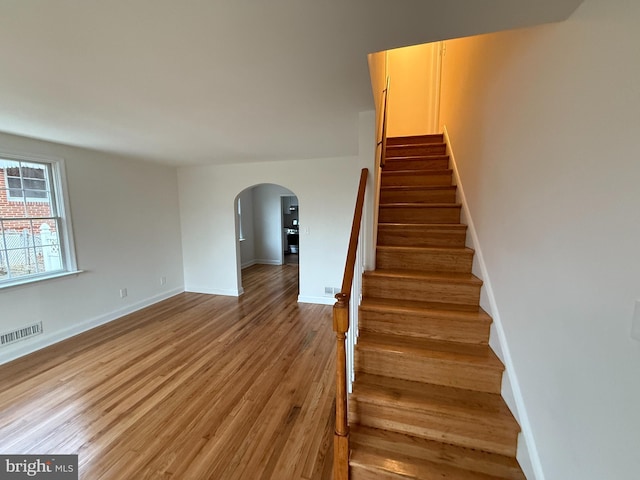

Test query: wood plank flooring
[0,264,335,479]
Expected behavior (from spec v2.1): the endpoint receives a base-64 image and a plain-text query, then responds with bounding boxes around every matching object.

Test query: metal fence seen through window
[0,226,62,280]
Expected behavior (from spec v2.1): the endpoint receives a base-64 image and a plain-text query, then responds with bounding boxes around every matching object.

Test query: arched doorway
[234,183,300,294]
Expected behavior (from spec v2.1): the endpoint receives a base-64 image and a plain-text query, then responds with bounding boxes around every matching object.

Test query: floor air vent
[1,322,43,346]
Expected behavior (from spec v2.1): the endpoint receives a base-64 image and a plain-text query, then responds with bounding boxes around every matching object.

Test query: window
[0,154,78,287]
[6,165,48,200]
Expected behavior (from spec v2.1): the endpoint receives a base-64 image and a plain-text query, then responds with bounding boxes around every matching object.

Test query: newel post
[333,292,350,480]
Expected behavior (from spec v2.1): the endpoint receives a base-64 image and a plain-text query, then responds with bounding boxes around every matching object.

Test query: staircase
[348,134,526,479]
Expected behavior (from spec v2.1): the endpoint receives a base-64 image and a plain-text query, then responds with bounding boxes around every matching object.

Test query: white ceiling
[0,0,583,166]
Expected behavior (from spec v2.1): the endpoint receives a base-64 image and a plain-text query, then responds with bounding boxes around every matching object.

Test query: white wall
[178,155,366,303]
[439,1,640,478]
[386,43,441,137]
[368,44,442,139]
[0,132,184,365]
[359,110,377,272]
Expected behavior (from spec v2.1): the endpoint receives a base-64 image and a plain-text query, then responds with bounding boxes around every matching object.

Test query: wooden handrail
[333,167,368,480]
[339,169,369,295]
[378,76,390,168]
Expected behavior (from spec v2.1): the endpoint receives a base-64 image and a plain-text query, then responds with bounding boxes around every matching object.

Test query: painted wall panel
[178,156,363,303]
[439,1,640,478]
[387,42,441,136]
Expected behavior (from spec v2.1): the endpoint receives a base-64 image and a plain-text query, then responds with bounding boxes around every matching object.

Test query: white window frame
[0,151,79,289]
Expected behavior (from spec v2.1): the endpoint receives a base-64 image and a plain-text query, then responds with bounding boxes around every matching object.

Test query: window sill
[0,270,84,291]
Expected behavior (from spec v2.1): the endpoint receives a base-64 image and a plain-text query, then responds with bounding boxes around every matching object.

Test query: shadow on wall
[234,183,299,293]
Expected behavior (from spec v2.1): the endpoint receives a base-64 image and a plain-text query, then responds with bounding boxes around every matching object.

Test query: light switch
[631,300,640,341]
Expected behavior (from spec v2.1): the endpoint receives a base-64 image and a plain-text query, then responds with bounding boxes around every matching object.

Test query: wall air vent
[324,287,341,297]
[0,322,43,346]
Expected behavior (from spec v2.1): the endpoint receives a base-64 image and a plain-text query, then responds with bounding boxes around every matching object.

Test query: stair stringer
[443,125,542,480]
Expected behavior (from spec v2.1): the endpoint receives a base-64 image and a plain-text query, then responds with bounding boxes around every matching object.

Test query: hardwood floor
[0,264,335,479]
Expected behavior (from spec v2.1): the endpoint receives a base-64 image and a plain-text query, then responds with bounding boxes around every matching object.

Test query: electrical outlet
[160,276,167,286]
[120,288,128,299]
[324,287,333,296]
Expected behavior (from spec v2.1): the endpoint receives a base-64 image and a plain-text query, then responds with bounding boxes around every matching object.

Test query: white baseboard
[242,259,285,269]
[0,287,184,366]
[443,125,543,480]
[254,259,282,266]
[297,295,336,305]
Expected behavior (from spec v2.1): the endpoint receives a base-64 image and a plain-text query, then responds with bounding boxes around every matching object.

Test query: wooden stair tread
[376,224,468,249]
[383,154,450,161]
[381,171,453,189]
[350,373,516,453]
[375,246,474,273]
[378,222,466,228]
[357,332,503,369]
[385,142,447,159]
[382,169,452,176]
[352,373,515,423]
[364,269,482,285]
[378,204,462,224]
[386,142,446,150]
[386,141,446,147]
[386,134,444,145]
[381,185,455,190]
[360,297,490,320]
[377,245,474,255]
[350,447,508,480]
[380,185,456,192]
[380,202,461,208]
[380,186,457,205]
[359,298,491,344]
[383,156,450,172]
[350,426,525,480]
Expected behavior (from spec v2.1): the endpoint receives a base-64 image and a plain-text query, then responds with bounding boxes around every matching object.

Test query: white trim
[433,42,444,132]
[0,287,184,366]
[254,259,281,266]
[53,157,78,273]
[237,197,244,241]
[241,259,257,269]
[0,269,83,291]
[185,285,242,296]
[297,295,336,305]
[443,125,544,480]
[0,151,79,287]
